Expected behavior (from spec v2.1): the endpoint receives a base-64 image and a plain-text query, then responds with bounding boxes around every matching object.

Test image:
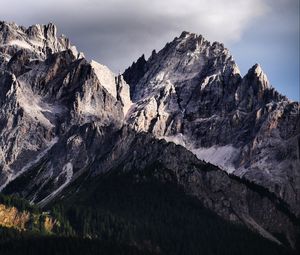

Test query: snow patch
[163,133,186,147]
[191,145,239,173]
[163,134,239,173]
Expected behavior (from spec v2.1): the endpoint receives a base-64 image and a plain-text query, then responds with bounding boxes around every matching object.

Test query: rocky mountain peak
[124,31,239,103]
[0,21,82,70]
[90,60,117,98]
[179,31,192,38]
[175,31,210,53]
[0,22,128,193]
[235,63,282,111]
[123,31,300,219]
[90,60,132,116]
[26,22,57,41]
[247,63,270,89]
[123,54,148,98]
[175,31,229,58]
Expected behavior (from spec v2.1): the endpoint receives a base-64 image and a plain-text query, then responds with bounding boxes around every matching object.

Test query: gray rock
[0,23,124,190]
[123,31,300,217]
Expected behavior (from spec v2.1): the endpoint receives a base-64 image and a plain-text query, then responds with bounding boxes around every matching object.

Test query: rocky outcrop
[123,31,300,217]
[0,21,82,70]
[116,75,132,116]
[90,60,132,116]
[123,54,148,97]
[0,22,127,190]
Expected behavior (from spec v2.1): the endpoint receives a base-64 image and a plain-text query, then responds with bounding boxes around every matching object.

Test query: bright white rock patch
[16,80,62,128]
[163,134,239,174]
[91,60,117,98]
[5,40,33,50]
[191,145,240,173]
[162,133,187,147]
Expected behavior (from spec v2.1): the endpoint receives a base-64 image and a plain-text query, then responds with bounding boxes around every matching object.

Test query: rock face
[0,21,81,70]
[123,31,300,217]
[0,21,129,191]
[3,124,298,248]
[90,60,132,115]
[0,22,299,249]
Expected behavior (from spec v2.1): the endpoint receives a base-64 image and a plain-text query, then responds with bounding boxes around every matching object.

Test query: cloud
[0,0,268,71]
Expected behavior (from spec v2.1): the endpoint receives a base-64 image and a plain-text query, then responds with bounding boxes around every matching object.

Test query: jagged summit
[124,31,239,103]
[178,31,208,45]
[123,30,300,219]
[247,63,271,89]
[179,31,192,38]
[0,21,132,193]
[176,31,228,54]
[248,63,268,80]
[0,21,83,70]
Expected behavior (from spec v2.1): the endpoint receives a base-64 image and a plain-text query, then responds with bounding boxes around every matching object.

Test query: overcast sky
[1,0,299,100]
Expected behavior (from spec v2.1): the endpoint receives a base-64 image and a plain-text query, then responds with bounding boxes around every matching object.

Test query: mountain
[123,31,300,217]
[0,21,299,253]
[0,21,130,191]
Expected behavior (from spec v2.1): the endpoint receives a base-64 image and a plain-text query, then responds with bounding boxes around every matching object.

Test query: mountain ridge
[0,21,299,252]
[123,31,300,218]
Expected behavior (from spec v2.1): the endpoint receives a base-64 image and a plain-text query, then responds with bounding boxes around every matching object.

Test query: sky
[0,0,299,100]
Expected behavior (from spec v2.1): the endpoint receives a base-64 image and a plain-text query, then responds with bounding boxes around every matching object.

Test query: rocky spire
[0,21,81,69]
